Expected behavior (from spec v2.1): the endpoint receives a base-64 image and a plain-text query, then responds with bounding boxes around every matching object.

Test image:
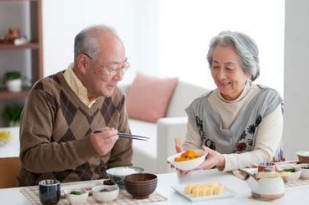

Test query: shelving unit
[0,0,43,126]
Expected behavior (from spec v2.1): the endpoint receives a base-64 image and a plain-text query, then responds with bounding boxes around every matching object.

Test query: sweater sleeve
[20,87,98,173]
[222,104,283,171]
[183,121,202,150]
[107,96,133,168]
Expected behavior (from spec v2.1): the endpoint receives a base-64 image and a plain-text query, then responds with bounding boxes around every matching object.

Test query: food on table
[112,167,138,176]
[69,190,81,195]
[184,182,224,197]
[283,168,296,173]
[103,179,115,185]
[174,149,203,162]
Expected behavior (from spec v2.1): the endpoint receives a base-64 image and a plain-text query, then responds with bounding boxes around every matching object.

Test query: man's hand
[90,127,119,156]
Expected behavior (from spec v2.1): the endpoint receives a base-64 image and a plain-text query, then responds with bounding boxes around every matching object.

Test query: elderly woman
[180,31,283,172]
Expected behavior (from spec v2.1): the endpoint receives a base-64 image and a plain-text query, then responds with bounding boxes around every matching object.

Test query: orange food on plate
[174,150,203,162]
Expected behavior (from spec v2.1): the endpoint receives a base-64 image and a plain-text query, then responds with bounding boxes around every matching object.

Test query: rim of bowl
[64,188,88,196]
[168,150,207,165]
[92,185,119,192]
[296,151,309,157]
[124,173,157,183]
[106,166,144,176]
[278,164,301,172]
[296,163,309,169]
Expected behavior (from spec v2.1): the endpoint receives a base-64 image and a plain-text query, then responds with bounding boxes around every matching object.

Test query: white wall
[283,0,309,159]
[157,0,284,94]
[42,0,158,84]
[42,0,284,94]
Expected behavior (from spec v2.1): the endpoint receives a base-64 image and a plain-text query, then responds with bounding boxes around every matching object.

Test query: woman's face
[211,45,249,101]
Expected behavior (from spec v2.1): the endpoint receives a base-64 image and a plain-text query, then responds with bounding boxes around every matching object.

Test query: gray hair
[74,25,117,63]
[207,31,260,81]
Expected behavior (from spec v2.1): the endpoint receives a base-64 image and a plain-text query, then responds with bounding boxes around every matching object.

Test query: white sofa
[121,81,209,174]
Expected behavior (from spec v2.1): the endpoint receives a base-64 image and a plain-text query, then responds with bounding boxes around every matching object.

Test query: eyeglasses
[82,52,130,76]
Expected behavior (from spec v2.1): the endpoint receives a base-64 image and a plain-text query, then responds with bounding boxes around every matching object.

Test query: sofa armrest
[156,116,188,173]
[118,84,130,94]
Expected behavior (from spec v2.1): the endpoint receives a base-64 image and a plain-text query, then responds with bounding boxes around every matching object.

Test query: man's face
[84,35,127,99]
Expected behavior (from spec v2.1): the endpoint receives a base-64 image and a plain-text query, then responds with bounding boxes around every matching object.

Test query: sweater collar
[215,81,251,103]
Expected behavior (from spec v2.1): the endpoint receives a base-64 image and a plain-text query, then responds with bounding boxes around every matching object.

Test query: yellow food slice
[183,182,224,197]
[184,184,194,194]
[213,185,224,195]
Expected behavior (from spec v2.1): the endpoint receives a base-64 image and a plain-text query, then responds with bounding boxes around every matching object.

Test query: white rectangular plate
[172,184,235,202]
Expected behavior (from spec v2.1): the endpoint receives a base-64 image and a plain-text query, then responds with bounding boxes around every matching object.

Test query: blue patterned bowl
[106,166,144,189]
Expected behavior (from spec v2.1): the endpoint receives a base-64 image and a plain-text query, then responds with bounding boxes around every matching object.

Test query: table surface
[0,169,309,205]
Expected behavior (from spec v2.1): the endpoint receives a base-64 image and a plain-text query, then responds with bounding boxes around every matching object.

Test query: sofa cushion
[126,73,178,123]
[129,119,158,173]
[166,81,209,117]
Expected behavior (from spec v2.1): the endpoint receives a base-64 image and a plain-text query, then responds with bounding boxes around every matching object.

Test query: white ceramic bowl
[63,188,89,205]
[278,164,301,182]
[167,149,208,171]
[106,166,144,189]
[92,185,119,202]
[296,163,309,179]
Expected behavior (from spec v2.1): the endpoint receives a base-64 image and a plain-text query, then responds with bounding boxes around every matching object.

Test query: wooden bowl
[106,166,144,189]
[124,173,157,199]
[296,151,309,163]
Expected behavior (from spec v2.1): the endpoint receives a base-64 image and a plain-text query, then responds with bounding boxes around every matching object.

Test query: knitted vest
[185,85,282,154]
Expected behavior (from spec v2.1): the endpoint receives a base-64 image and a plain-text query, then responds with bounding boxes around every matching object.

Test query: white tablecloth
[1,169,309,204]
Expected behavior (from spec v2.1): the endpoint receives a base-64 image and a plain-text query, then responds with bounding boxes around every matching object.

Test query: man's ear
[76,53,88,73]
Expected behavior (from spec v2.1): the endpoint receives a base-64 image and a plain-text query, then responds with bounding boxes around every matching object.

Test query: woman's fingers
[175,144,182,153]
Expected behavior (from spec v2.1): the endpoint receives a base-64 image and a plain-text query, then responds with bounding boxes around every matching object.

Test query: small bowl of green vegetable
[278,164,301,182]
[63,188,89,205]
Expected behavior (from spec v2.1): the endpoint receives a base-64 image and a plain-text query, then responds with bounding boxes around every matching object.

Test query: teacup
[39,179,61,205]
[258,162,276,173]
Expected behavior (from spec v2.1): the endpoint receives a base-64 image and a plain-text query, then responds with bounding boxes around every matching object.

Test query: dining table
[0,169,308,205]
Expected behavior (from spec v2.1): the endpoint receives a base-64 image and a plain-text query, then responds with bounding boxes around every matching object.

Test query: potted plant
[2,71,22,92]
[2,104,23,127]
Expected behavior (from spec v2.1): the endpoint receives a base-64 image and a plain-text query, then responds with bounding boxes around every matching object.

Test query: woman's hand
[167,142,191,175]
[194,145,225,171]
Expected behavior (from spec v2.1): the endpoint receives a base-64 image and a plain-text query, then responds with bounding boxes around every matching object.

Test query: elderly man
[18,25,133,186]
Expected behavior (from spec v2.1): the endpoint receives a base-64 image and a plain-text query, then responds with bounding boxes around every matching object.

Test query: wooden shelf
[0,87,30,100]
[0,0,39,2]
[0,42,39,49]
[0,0,43,104]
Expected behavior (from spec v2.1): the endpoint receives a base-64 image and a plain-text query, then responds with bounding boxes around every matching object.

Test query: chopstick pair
[93,130,149,141]
[118,132,150,141]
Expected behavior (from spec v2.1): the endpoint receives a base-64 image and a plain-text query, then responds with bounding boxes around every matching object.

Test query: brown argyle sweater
[18,71,133,186]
